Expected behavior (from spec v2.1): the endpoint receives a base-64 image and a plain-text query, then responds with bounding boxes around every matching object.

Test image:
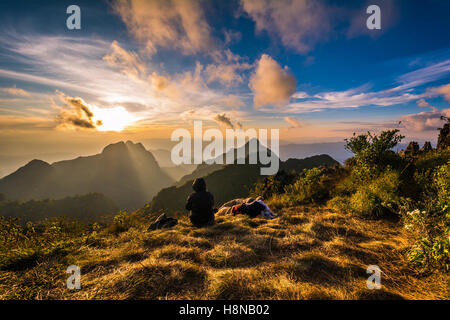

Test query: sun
[92,106,137,132]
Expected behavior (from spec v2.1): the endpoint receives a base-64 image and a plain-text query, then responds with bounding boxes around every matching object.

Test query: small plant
[109,210,133,234]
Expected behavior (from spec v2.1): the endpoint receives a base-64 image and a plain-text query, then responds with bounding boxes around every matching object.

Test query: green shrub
[434,161,450,214]
[402,162,450,272]
[284,168,329,205]
[346,169,401,218]
[109,211,133,234]
[345,129,404,182]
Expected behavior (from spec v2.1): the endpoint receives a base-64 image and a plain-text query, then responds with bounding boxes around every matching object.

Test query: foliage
[109,211,134,234]
[0,217,89,272]
[283,168,329,205]
[329,168,401,218]
[344,130,404,182]
[0,193,118,223]
[402,161,450,272]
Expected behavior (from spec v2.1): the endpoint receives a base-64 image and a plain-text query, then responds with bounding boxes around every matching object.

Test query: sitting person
[185,178,215,227]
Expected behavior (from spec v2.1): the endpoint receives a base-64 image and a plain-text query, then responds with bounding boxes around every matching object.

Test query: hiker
[185,178,215,227]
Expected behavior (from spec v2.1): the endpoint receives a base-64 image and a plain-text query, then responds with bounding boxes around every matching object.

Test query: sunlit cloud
[284,116,302,128]
[55,93,139,132]
[429,83,450,102]
[1,85,30,97]
[249,54,296,108]
[213,113,235,129]
[400,108,450,132]
[111,0,217,55]
[0,34,248,128]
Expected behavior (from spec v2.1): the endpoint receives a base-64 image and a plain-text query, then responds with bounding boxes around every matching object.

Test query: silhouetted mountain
[279,142,410,164]
[162,165,197,182]
[174,139,277,186]
[148,144,338,214]
[0,141,174,210]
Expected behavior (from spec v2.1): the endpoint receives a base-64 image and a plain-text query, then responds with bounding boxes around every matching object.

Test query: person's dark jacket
[186,178,214,227]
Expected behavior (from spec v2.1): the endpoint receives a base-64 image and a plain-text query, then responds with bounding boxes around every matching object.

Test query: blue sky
[0,0,449,161]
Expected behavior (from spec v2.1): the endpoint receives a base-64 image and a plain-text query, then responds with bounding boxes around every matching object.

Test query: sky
[0,0,449,175]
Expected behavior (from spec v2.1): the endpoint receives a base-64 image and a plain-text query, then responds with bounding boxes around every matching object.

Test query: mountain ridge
[0,141,174,210]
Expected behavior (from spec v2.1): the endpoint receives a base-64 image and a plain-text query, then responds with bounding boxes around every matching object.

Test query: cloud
[284,116,302,128]
[241,0,332,54]
[57,95,101,130]
[214,113,235,129]
[221,94,245,108]
[284,86,423,113]
[2,85,30,97]
[111,0,216,55]
[224,30,242,45]
[399,108,450,132]
[204,49,252,87]
[0,33,248,128]
[249,54,296,108]
[396,59,450,90]
[292,91,309,99]
[417,98,432,108]
[0,114,54,131]
[103,40,147,82]
[432,83,450,102]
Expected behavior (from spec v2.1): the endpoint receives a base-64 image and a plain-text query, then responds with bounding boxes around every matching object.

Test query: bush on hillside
[329,168,401,218]
[402,161,449,272]
[344,129,404,182]
[109,210,134,234]
[283,168,329,205]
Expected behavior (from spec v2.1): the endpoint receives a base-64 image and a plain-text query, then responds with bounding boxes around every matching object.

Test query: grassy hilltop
[0,204,447,299]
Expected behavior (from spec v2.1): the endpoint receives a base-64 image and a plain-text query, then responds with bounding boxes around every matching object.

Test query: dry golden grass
[1,205,448,300]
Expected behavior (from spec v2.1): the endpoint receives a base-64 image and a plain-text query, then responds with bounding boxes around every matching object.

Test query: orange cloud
[284,116,302,128]
[400,108,450,132]
[249,54,296,108]
[103,40,147,82]
[111,0,216,55]
[57,96,100,130]
[434,83,450,102]
[2,86,30,97]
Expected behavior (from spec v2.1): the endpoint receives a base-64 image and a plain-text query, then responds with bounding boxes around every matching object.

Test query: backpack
[148,213,178,231]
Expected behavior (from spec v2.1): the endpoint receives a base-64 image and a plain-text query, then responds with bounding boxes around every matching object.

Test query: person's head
[192,178,206,192]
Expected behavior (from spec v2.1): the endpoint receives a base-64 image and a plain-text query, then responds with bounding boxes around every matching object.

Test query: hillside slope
[149,154,338,214]
[1,204,447,299]
[0,141,174,210]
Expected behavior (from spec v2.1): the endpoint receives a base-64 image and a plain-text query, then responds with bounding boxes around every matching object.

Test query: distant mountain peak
[102,141,147,155]
[27,159,51,167]
[0,141,174,210]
